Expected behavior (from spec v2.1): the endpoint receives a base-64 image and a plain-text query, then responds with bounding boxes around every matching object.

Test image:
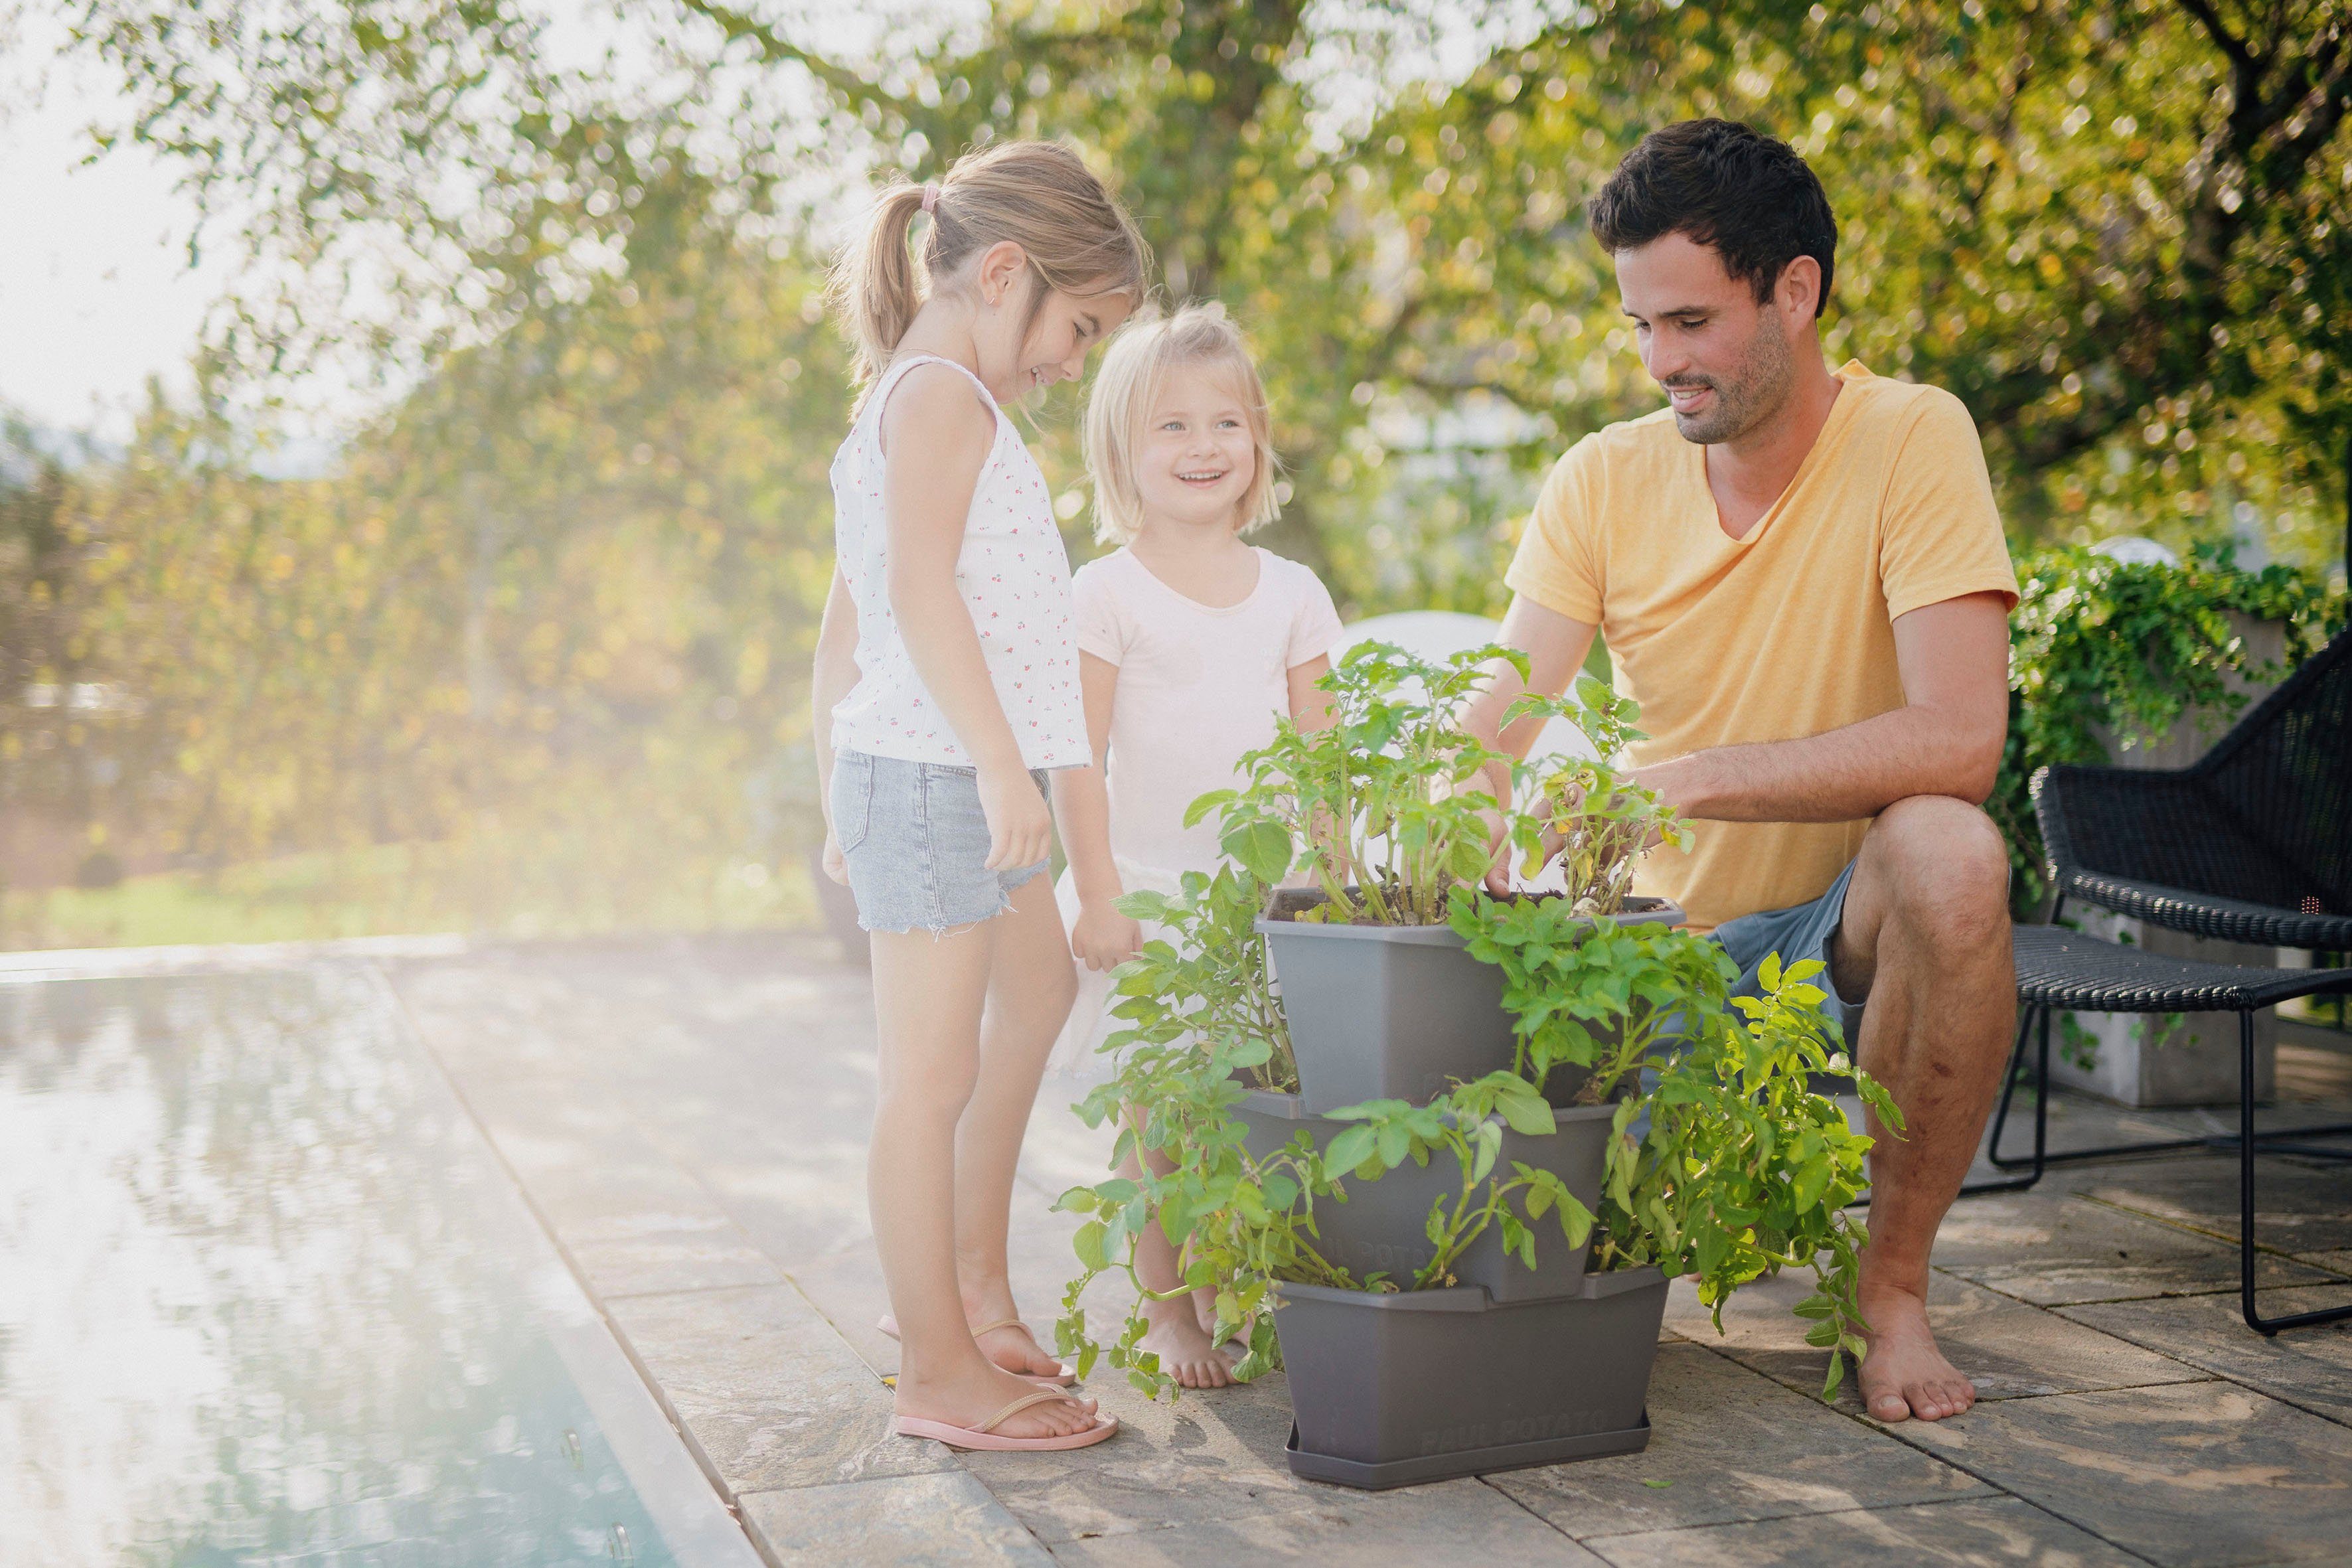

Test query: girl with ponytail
[809,140,1146,1452]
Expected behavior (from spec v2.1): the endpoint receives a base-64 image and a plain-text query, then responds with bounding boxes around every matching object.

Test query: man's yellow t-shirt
[1505,361,2019,933]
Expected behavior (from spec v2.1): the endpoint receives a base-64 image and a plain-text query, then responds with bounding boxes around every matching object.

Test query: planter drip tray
[1285,1415,1651,1490]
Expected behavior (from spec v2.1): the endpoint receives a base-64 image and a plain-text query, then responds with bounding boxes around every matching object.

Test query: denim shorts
[829,749,1051,935]
[1713,857,1869,1045]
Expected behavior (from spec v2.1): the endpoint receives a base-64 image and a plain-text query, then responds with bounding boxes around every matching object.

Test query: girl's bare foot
[972,1318,1075,1381]
[896,1361,1103,1441]
[958,1281,1077,1380]
[1142,1299,1237,1389]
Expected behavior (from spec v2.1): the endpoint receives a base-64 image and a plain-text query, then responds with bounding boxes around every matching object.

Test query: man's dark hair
[1587,119,1838,318]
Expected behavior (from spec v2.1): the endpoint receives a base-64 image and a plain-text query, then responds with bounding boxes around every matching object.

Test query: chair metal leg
[2238,1008,2352,1334]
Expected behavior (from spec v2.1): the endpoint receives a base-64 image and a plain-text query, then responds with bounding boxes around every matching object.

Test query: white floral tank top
[828,353,1087,770]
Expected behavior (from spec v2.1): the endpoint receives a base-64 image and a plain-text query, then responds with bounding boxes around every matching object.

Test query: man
[1464,119,2017,1423]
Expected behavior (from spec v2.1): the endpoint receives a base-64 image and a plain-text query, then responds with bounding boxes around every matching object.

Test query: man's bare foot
[1856,1283,1977,1423]
[1142,1301,1237,1389]
[896,1361,1103,1441]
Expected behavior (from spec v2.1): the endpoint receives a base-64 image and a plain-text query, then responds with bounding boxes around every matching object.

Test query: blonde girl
[1050,303,1344,1387]
[812,141,1148,1452]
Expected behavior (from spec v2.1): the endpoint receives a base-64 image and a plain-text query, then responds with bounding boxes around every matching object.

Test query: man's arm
[1634,591,2010,823]
[1458,594,1602,789]
[1456,594,1600,892]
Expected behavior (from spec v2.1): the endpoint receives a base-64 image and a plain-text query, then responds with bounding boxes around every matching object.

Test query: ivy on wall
[1996,544,2349,915]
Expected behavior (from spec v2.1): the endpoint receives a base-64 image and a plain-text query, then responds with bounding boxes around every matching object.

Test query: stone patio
[378,931,2352,1567]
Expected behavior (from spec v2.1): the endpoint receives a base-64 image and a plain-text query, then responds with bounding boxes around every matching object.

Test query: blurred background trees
[3,0,2347,942]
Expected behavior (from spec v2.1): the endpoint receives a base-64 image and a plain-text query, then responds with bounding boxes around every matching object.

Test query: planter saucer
[1284,1415,1651,1490]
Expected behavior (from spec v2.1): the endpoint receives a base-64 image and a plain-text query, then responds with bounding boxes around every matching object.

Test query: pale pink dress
[1047,546,1345,1073]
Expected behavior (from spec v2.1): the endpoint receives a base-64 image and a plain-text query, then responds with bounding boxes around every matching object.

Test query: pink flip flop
[876,1314,1078,1387]
[894,1389,1117,1452]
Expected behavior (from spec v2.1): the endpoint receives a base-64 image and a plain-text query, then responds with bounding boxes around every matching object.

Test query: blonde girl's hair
[830,139,1151,388]
[1083,301,1283,544]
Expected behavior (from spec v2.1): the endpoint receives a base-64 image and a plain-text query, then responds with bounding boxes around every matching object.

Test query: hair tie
[919,183,939,216]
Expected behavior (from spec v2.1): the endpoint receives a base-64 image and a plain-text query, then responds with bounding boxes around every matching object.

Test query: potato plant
[1189,640,1523,927]
[1056,663,1889,1403]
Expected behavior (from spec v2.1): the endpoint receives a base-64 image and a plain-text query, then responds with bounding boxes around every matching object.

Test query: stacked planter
[1249,888,1682,1488]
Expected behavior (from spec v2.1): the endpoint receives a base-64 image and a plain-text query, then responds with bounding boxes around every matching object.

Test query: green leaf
[1494,1087,1557,1138]
[1073,1219,1110,1273]
[1223,819,1294,886]
[1324,1126,1376,1173]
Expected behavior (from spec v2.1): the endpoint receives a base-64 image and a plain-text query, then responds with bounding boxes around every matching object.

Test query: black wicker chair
[2037,623,2352,952]
[1973,625,2352,1333]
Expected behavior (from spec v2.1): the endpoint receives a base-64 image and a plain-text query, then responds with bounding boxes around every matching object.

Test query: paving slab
[1490,1343,1990,1537]
[743,1470,1054,1567]
[2068,1155,2352,1254]
[1040,1476,1607,1565]
[960,1372,1310,1545]
[1935,1190,2336,1305]
[1663,1269,2206,1405]
[571,1220,787,1300]
[1888,1380,2352,1567]
[605,1283,953,1494]
[1581,1494,2142,1567]
[2059,1287,2352,1427]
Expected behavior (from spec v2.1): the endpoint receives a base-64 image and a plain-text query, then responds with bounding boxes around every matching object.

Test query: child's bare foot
[878,1303,1076,1382]
[1143,1300,1237,1389]
[896,1361,1104,1441]
[961,1284,1077,1381]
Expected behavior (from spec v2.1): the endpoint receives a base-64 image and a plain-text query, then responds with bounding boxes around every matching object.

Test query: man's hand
[1071,898,1143,972]
[978,761,1053,870]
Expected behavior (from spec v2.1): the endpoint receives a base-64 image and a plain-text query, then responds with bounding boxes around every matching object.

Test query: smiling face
[965,242,1133,402]
[1614,231,1809,446]
[1129,361,1259,532]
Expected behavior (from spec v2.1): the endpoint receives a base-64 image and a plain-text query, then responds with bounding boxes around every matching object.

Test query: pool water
[0,964,760,1567]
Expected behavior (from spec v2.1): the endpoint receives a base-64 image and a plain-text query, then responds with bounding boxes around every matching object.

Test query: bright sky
[0,17,229,442]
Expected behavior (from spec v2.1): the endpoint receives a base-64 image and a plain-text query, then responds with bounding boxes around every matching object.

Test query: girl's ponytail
[834,182,933,387]
[832,141,1151,390]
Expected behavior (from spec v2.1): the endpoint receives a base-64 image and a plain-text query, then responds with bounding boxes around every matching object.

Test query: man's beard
[1662,317,1794,445]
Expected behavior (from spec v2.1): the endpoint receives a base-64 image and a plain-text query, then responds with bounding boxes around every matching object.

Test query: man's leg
[1831,794,2015,1423]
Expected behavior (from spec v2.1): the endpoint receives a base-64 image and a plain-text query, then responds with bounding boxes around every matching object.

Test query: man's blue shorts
[1711,858,1869,1046]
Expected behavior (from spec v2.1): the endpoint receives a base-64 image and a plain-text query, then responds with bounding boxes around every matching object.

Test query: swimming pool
[0,961,761,1567]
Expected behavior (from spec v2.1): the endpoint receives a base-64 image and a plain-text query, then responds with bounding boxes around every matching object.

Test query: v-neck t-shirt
[1503,361,2017,933]
[1072,546,1345,875]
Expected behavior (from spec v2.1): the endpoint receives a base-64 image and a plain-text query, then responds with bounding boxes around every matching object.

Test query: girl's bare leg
[952,872,1083,1377]
[1125,1117,1236,1389]
[869,915,1097,1439]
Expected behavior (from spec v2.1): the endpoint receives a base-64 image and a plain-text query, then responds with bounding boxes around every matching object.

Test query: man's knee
[1862,796,2010,947]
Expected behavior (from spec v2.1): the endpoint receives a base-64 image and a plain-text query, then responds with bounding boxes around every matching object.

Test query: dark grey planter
[1235,1089,1614,1299]
[1273,1268,1668,1488]
[1257,887,1682,1113]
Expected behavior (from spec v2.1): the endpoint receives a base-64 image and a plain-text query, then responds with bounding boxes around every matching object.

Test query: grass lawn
[0,839,820,952]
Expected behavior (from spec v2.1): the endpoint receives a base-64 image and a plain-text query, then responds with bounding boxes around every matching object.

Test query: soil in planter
[1257,885,1682,1113]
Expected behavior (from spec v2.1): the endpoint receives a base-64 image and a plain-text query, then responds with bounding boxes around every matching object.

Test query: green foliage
[1454,900,1890,1399]
[1498,674,1692,913]
[1059,659,1882,1403]
[1107,862,1296,1094]
[1605,951,1895,1403]
[1997,543,2348,909]
[1195,639,1524,927]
